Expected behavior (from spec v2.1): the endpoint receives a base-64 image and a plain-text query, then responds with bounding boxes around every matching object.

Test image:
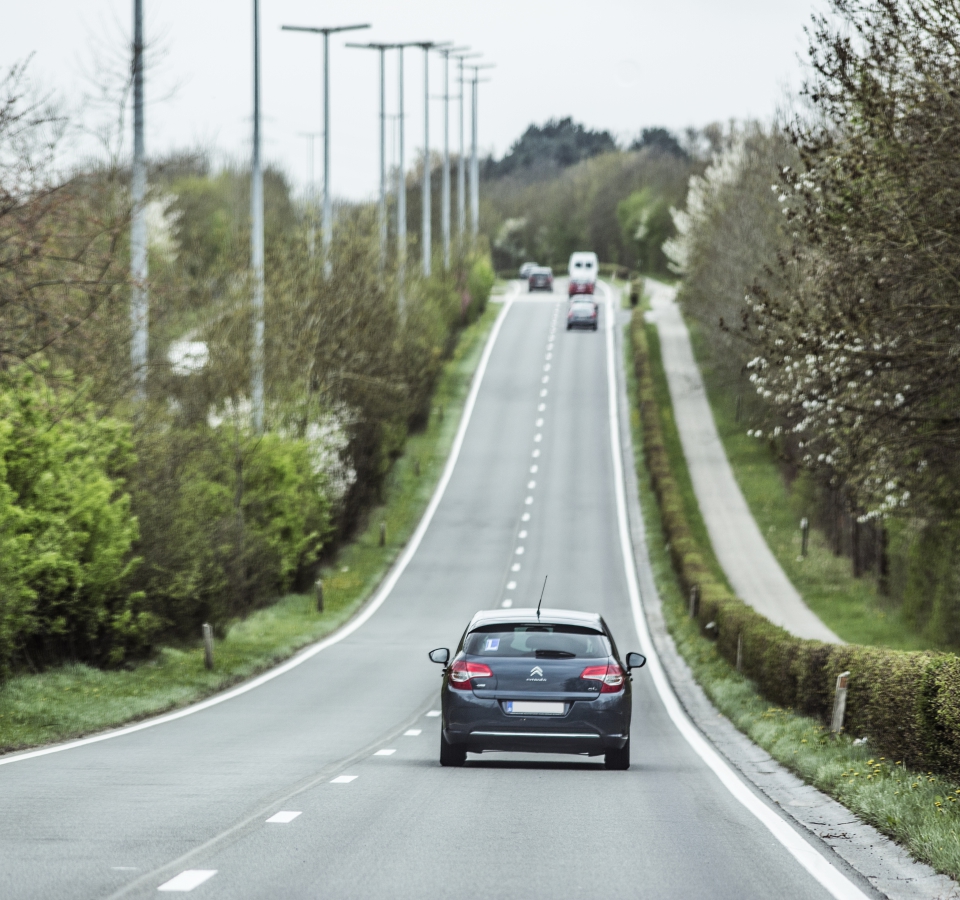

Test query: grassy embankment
[625,310,960,879]
[0,304,501,755]
[686,320,931,651]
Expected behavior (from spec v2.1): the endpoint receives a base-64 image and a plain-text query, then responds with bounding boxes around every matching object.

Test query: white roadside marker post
[831,671,851,735]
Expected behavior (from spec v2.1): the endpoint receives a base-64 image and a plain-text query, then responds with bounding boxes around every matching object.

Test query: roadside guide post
[831,671,851,734]
[315,579,324,613]
[202,623,214,670]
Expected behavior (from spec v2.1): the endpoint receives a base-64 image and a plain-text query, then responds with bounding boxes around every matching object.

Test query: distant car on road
[519,261,539,279]
[528,266,554,292]
[567,299,599,331]
[568,251,598,296]
[429,608,645,769]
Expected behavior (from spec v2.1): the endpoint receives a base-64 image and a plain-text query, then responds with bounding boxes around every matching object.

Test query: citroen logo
[530,666,544,677]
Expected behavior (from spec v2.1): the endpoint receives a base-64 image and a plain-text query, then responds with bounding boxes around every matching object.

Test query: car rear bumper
[567,318,597,329]
[443,689,630,756]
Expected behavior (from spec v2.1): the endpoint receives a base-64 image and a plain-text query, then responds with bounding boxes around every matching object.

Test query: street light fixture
[282,22,371,274]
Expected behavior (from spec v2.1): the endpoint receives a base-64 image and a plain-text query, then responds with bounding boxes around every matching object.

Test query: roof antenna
[536,575,548,620]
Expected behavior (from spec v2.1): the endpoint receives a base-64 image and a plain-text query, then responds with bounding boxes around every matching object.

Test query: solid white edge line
[0,286,519,769]
[601,282,870,900]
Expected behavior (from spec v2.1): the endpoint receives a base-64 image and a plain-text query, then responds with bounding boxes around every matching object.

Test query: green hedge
[630,309,960,775]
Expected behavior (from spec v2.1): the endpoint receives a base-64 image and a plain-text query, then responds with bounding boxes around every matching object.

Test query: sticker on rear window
[484,638,500,651]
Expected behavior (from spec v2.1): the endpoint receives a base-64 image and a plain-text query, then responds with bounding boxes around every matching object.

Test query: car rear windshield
[464,624,610,659]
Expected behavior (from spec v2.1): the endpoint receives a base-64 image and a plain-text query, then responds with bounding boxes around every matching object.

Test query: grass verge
[0,304,501,755]
[687,321,931,651]
[624,312,960,880]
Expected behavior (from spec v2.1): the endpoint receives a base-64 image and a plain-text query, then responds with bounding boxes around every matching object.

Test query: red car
[568,279,595,297]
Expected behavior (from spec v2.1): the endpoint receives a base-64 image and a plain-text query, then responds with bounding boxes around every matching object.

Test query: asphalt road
[1,281,866,900]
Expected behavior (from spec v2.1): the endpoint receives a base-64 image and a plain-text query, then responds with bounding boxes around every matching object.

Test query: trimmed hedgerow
[630,309,960,776]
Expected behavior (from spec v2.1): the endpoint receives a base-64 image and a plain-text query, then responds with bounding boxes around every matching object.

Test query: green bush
[131,420,331,637]
[630,309,960,776]
[466,253,495,322]
[0,370,154,673]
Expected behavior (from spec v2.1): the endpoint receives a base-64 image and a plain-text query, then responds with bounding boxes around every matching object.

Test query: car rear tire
[604,736,630,770]
[440,731,466,767]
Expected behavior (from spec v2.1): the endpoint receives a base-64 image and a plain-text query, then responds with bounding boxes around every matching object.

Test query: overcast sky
[4,0,820,201]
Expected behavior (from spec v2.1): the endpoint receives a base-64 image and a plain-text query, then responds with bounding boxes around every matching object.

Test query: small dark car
[528,266,554,292]
[429,608,646,769]
[567,299,598,331]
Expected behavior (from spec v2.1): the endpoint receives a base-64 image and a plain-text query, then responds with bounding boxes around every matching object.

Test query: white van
[568,251,598,296]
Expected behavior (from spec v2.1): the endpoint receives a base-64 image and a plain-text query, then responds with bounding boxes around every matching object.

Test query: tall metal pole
[457,56,466,244]
[322,31,331,272]
[441,50,450,270]
[470,69,479,239]
[131,0,148,402]
[282,24,371,277]
[346,42,394,270]
[421,46,431,277]
[397,46,406,313]
[251,0,265,433]
[379,46,386,269]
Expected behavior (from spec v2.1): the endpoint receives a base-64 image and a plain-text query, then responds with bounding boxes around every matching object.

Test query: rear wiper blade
[535,649,576,659]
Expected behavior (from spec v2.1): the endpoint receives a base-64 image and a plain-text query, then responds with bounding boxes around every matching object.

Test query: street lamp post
[282,22,371,274]
[131,0,148,402]
[251,0,264,431]
[468,63,495,240]
[454,52,481,247]
[345,42,395,270]
[412,42,450,278]
[437,46,468,271]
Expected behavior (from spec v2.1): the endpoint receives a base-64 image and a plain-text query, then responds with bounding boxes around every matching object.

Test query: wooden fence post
[831,671,851,734]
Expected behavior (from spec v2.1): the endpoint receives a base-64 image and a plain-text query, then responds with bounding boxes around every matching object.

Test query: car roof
[468,607,604,631]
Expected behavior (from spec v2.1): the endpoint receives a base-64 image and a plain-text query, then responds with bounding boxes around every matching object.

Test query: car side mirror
[626,652,646,670]
[429,648,450,665]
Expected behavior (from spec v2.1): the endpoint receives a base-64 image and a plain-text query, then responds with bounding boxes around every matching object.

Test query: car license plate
[504,701,565,715]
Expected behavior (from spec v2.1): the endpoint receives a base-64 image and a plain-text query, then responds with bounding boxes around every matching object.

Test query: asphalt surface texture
[1,281,864,899]
[647,280,840,643]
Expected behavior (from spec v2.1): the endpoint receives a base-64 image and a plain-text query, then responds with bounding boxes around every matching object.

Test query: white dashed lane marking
[543,364,551,371]
[534,434,542,442]
[511,563,521,571]
[532,449,540,458]
[266,811,302,824]
[527,481,536,489]
[515,547,524,555]
[540,389,547,397]
[330,775,358,783]
[541,376,549,384]
[158,870,217,892]
[404,730,422,737]
[521,513,530,522]
[530,465,538,473]
[538,403,546,411]
[518,531,527,539]
[524,496,534,505]
[374,749,396,756]
[535,418,543,426]
[501,599,513,608]
[507,580,517,589]
[426,710,441,717]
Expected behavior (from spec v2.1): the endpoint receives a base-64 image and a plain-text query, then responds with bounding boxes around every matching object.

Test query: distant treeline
[478,117,724,276]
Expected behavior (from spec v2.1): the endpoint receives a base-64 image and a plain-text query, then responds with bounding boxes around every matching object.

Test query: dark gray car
[429,608,645,769]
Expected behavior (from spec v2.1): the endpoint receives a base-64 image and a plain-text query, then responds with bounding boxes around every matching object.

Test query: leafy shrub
[630,310,960,776]
[131,420,331,637]
[0,369,154,673]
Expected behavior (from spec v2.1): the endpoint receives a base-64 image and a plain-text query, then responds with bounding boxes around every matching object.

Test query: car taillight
[449,660,493,690]
[580,663,625,693]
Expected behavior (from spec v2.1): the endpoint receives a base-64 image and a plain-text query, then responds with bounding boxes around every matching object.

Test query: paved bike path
[647,279,840,643]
